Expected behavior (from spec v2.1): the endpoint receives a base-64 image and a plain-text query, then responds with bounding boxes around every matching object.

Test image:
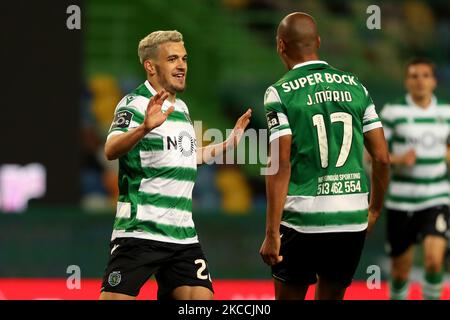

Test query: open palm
[144,89,175,131]
[228,108,252,148]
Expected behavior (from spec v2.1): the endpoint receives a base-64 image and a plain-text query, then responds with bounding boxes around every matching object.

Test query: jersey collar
[144,80,158,96]
[406,93,437,111]
[292,60,328,70]
[144,80,180,105]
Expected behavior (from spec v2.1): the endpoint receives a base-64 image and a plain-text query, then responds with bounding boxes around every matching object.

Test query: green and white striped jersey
[264,60,382,233]
[107,80,198,244]
[380,94,450,211]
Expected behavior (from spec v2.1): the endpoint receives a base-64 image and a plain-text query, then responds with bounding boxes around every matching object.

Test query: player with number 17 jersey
[260,12,390,300]
[265,60,382,233]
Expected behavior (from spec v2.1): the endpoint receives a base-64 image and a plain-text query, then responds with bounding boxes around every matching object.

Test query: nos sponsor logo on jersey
[167,131,197,157]
[407,131,447,149]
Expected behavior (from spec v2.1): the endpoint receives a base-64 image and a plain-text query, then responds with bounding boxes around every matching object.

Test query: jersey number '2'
[312,112,353,168]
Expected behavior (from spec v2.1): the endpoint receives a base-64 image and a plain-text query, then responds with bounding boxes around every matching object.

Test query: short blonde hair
[138,30,183,64]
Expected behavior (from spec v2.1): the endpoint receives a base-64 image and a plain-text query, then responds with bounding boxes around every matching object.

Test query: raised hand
[144,89,175,132]
[227,108,252,148]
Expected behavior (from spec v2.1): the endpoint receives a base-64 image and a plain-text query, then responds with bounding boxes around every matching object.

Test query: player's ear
[144,60,156,76]
[317,36,321,49]
[277,38,285,55]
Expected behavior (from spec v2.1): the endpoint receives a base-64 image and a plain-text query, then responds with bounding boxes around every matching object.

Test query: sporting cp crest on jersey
[435,214,447,233]
[266,111,280,130]
[108,271,121,287]
[111,111,133,129]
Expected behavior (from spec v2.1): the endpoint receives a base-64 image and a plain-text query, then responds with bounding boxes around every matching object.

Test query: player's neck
[288,54,320,70]
[166,93,176,103]
[411,94,433,109]
[148,79,177,103]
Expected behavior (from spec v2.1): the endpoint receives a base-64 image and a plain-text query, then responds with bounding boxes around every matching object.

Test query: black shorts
[100,237,214,299]
[272,225,366,288]
[386,205,450,257]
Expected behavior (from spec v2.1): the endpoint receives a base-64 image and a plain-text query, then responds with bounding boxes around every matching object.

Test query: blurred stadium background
[0,0,450,299]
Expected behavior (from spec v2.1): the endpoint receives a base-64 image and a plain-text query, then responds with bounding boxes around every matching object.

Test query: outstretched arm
[105,90,174,160]
[197,108,252,165]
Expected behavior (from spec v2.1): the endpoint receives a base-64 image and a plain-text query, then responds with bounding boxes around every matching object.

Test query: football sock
[423,270,443,300]
[390,278,409,300]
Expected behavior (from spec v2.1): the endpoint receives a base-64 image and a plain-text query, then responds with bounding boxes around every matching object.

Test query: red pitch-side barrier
[0,279,448,300]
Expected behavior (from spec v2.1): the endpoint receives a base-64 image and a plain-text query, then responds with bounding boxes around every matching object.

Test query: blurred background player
[259,12,390,300]
[380,58,450,300]
[100,30,251,300]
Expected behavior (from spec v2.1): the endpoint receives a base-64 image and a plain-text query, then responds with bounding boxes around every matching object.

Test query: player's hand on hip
[259,234,283,266]
[227,108,252,148]
[144,89,175,132]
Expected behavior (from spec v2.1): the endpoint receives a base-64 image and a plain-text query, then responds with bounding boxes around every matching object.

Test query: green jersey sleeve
[361,84,382,133]
[107,95,145,140]
[264,86,292,142]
